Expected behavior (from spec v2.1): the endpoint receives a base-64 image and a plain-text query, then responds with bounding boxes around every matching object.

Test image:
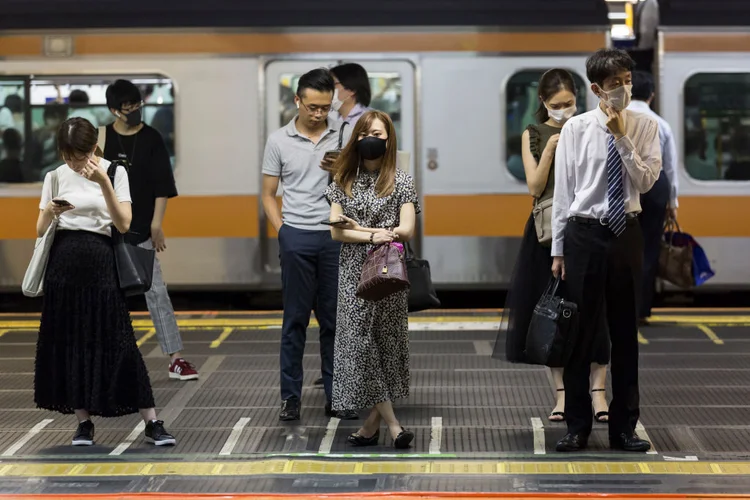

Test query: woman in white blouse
[34,117,176,448]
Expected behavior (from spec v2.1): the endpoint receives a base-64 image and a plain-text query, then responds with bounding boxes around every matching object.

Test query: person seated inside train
[684,130,718,180]
[0,128,24,183]
[493,68,611,427]
[324,109,417,449]
[261,67,358,423]
[320,62,373,177]
[551,48,661,453]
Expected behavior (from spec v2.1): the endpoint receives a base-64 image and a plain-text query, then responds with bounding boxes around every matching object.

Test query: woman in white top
[34,117,176,448]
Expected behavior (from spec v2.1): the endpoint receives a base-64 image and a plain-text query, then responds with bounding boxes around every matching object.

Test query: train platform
[1,308,750,499]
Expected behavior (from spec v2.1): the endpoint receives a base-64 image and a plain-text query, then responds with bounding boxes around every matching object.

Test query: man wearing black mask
[102,80,199,382]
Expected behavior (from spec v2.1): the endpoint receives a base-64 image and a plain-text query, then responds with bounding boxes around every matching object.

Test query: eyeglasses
[120,100,145,113]
[298,99,331,115]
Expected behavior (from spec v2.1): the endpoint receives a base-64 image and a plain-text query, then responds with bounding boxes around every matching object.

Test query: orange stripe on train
[2,195,750,239]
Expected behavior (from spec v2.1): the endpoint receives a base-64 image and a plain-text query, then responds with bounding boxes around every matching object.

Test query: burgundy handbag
[356,242,410,301]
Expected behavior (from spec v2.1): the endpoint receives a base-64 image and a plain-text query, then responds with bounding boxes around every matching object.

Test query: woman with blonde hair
[324,110,418,449]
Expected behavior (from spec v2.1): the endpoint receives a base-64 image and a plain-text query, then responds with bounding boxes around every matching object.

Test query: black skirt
[493,214,610,366]
[34,229,156,417]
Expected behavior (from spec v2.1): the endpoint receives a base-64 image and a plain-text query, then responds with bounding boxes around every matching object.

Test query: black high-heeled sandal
[592,388,609,423]
[348,430,380,447]
[394,428,414,449]
[548,388,565,422]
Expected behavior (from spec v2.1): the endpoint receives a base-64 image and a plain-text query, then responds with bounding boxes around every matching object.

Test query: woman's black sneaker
[72,420,95,446]
[145,420,176,446]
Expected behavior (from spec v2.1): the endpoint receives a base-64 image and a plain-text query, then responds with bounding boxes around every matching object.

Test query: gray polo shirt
[262,116,342,231]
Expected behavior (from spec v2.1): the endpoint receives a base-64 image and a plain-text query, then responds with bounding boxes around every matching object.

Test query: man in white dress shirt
[627,70,679,324]
[550,49,662,453]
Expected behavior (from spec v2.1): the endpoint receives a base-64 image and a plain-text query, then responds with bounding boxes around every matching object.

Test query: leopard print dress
[324,168,421,412]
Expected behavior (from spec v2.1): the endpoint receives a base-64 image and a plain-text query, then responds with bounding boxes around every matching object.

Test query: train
[0,25,748,292]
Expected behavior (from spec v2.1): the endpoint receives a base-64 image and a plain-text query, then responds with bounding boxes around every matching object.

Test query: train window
[684,73,750,181]
[0,75,175,184]
[278,72,402,145]
[0,80,27,183]
[505,70,588,181]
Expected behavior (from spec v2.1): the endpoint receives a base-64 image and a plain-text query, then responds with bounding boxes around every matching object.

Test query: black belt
[569,213,639,226]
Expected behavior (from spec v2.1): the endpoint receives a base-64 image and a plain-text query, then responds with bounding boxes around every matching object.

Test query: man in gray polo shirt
[261,68,358,422]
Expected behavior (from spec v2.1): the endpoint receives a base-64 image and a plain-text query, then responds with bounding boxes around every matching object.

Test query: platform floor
[1,309,750,496]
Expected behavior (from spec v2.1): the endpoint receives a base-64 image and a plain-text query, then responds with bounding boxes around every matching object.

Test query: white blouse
[39,159,132,237]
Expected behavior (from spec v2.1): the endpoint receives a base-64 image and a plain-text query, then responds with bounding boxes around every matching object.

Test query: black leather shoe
[348,430,379,447]
[394,428,415,449]
[555,433,589,452]
[610,432,651,452]
[279,398,300,421]
[325,403,358,420]
[314,377,324,386]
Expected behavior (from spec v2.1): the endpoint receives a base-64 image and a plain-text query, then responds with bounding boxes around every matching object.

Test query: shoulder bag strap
[338,122,348,150]
[50,170,59,199]
[97,125,107,153]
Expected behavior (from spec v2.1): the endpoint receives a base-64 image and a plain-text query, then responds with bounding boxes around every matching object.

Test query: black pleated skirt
[493,214,611,366]
[34,229,155,417]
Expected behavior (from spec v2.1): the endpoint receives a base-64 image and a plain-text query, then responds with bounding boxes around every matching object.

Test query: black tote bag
[107,162,155,296]
[525,276,578,367]
[404,242,440,312]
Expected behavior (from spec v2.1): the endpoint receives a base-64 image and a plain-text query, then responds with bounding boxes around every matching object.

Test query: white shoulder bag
[21,170,60,297]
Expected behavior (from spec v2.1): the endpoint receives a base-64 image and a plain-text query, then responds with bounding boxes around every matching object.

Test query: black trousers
[562,216,643,438]
[639,171,670,319]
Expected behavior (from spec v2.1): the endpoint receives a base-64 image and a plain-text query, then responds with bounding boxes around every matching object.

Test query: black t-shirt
[103,124,178,243]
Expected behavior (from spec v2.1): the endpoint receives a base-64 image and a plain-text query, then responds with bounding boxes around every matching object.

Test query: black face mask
[358,137,387,160]
[121,109,142,127]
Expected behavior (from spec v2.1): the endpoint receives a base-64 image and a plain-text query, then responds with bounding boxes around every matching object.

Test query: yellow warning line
[0,329,7,338]
[637,331,649,345]
[696,324,724,345]
[210,327,234,348]
[2,315,750,330]
[0,460,748,477]
[135,328,156,348]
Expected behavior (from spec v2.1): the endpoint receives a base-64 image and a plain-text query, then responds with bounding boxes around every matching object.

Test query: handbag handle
[544,275,562,298]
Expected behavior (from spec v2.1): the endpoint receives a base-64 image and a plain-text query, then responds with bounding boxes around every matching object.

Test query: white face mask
[546,105,576,124]
[599,84,632,111]
[331,88,346,112]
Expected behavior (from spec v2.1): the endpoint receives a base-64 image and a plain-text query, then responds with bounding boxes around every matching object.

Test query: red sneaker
[169,358,199,381]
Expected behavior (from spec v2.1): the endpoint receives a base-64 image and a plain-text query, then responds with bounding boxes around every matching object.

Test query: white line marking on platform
[408,322,502,331]
[472,341,494,355]
[429,417,443,454]
[1,419,53,457]
[663,455,698,461]
[219,417,251,456]
[110,421,146,456]
[636,421,658,455]
[531,417,545,455]
[318,417,340,454]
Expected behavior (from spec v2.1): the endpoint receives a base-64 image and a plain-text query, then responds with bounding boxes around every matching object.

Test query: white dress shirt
[627,99,679,207]
[551,105,662,257]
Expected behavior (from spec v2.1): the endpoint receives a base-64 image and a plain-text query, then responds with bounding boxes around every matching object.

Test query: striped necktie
[606,134,626,236]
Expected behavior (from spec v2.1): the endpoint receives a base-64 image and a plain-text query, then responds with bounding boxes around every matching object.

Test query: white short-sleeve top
[39,159,131,237]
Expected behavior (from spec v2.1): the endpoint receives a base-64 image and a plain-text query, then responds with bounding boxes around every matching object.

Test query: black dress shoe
[325,403,358,420]
[314,377,324,386]
[610,432,651,452]
[394,428,415,449]
[348,430,379,447]
[555,433,589,452]
[279,398,300,421]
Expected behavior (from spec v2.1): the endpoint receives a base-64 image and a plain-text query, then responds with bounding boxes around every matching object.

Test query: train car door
[259,59,416,284]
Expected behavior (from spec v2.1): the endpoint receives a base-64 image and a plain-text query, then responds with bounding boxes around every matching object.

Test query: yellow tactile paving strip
[1,460,750,478]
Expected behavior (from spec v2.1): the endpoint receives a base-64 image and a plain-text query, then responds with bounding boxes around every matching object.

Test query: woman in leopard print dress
[324,110,417,450]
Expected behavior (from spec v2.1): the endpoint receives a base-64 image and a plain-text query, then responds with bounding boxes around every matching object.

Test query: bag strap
[337,122,348,150]
[50,169,59,199]
[97,125,107,153]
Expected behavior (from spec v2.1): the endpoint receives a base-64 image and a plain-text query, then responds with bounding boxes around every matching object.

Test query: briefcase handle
[544,276,562,298]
